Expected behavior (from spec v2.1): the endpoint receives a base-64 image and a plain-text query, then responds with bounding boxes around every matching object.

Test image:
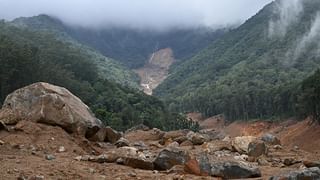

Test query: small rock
[132,141,148,150]
[283,158,299,166]
[167,141,179,148]
[232,136,257,154]
[180,140,193,147]
[123,157,154,170]
[30,175,45,180]
[126,124,150,133]
[45,154,55,160]
[257,156,269,166]
[58,146,65,153]
[105,126,122,143]
[88,168,96,174]
[202,141,232,154]
[184,159,202,176]
[17,173,28,180]
[187,131,207,145]
[0,140,4,145]
[273,145,282,150]
[293,145,299,151]
[167,165,185,174]
[261,133,281,145]
[304,160,320,168]
[115,137,129,148]
[128,171,137,177]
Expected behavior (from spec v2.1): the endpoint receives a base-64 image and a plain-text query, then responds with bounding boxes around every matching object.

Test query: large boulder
[269,167,320,180]
[153,148,191,170]
[248,140,267,158]
[232,136,257,154]
[210,161,261,179]
[186,131,207,145]
[186,154,261,179]
[0,82,102,135]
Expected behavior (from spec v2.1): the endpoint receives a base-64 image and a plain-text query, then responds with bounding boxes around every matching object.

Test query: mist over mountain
[0,0,272,31]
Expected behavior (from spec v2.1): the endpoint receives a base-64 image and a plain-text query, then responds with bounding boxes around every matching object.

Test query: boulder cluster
[0,83,319,179]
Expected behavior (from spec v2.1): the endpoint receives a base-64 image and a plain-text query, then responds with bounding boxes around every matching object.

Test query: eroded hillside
[134,48,175,95]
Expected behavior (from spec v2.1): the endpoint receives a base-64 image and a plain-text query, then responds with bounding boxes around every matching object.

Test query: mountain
[0,20,199,131]
[11,15,225,70]
[65,26,226,69]
[11,15,140,89]
[155,0,320,120]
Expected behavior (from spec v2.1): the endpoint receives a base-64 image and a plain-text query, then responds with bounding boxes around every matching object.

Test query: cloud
[0,0,272,30]
[268,0,303,37]
[294,12,320,58]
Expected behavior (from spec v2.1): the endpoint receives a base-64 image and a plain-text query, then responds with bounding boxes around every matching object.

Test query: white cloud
[0,0,272,30]
[268,0,303,37]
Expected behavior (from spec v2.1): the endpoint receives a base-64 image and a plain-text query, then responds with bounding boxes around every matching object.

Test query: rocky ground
[1,83,320,180]
[1,119,320,180]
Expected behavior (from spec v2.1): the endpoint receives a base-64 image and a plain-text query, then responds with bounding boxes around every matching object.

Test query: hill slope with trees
[155,0,320,121]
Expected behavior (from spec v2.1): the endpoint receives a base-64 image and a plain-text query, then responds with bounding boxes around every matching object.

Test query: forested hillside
[155,0,320,121]
[11,15,140,89]
[0,21,199,131]
[12,15,226,69]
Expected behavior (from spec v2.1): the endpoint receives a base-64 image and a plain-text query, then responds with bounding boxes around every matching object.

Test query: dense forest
[12,15,226,69]
[155,0,320,122]
[0,21,199,131]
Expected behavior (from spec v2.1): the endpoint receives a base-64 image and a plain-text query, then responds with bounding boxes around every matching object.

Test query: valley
[1,0,320,179]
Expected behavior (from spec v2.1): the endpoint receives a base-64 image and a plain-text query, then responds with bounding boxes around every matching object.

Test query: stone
[248,140,267,158]
[303,160,320,168]
[0,140,4,145]
[115,137,130,147]
[125,124,150,133]
[128,171,137,177]
[186,131,207,145]
[257,156,270,166]
[261,133,281,145]
[210,161,261,179]
[45,154,55,160]
[269,167,320,180]
[283,158,300,166]
[273,145,282,150]
[202,141,232,154]
[153,148,191,170]
[180,140,193,147]
[132,141,148,150]
[105,127,122,143]
[161,130,189,145]
[58,146,65,153]
[88,128,107,142]
[0,82,102,135]
[184,159,202,176]
[30,175,45,180]
[167,141,179,148]
[187,154,261,178]
[167,165,185,174]
[89,154,118,163]
[123,157,154,170]
[232,136,257,154]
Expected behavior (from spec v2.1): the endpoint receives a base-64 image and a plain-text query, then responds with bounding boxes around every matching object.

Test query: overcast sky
[0,0,273,30]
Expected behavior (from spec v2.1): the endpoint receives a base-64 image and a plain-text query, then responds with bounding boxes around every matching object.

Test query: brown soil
[134,48,174,95]
[1,118,320,179]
